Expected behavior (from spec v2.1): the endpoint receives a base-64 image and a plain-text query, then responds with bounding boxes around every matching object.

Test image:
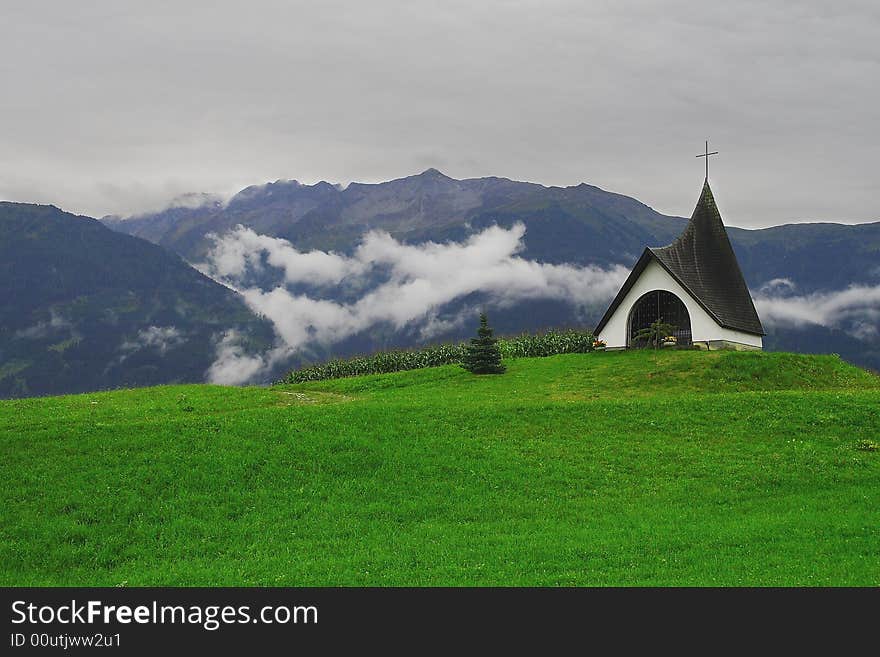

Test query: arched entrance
[627,290,692,348]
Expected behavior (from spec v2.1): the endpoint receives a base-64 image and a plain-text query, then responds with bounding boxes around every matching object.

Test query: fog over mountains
[2,169,878,398]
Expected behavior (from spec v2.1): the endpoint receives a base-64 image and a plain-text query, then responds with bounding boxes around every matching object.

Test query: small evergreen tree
[634,318,677,349]
[462,313,506,374]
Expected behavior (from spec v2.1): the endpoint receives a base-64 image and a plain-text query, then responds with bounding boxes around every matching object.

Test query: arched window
[627,290,692,348]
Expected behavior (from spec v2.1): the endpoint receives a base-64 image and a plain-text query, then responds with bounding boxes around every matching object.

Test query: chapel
[594,172,764,350]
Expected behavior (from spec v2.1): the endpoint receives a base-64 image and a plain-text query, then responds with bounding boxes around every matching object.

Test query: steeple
[649,180,764,335]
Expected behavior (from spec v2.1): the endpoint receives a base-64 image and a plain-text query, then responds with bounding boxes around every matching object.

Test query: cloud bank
[754,281,880,340]
[203,226,365,286]
[202,224,630,384]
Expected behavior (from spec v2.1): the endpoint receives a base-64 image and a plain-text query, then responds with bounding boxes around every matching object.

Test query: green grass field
[2,350,879,586]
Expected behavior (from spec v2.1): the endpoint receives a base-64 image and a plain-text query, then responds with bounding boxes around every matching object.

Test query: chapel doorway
[627,290,692,348]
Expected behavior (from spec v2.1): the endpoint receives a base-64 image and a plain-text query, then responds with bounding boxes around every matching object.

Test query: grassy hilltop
[2,350,879,586]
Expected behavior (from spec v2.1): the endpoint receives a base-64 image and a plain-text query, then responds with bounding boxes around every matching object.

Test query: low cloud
[755,282,880,340]
[205,330,290,385]
[203,223,629,384]
[201,226,364,286]
[14,310,72,339]
[119,325,185,357]
[108,187,226,220]
[757,277,797,296]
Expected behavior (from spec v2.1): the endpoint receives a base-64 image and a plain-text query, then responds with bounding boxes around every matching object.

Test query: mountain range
[2,169,878,398]
[104,169,880,293]
[103,169,880,369]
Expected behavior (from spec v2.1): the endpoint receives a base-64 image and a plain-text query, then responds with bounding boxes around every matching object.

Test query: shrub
[633,319,677,349]
[279,328,595,384]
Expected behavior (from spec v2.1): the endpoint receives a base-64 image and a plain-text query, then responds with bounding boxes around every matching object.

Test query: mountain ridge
[100,170,880,283]
[0,202,275,398]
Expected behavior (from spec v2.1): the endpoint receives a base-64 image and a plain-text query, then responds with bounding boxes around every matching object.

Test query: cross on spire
[696,140,719,180]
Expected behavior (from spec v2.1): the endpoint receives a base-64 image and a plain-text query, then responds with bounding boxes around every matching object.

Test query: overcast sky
[1,1,877,227]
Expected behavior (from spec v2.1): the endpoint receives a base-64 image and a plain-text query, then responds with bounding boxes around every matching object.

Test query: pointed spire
[649,180,764,335]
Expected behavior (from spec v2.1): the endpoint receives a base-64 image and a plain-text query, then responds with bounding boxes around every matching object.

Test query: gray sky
[2,0,878,227]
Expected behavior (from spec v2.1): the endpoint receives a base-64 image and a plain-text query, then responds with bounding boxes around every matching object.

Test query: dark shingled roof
[595,180,765,336]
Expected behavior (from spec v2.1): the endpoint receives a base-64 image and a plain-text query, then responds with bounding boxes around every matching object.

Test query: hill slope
[0,202,275,398]
[2,350,879,586]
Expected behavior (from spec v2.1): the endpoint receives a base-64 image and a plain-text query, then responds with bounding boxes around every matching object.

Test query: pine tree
[462,312,506,374]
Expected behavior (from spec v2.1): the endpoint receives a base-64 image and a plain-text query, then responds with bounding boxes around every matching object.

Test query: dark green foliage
[498,328,595,358]
[0,202,274,399]
[462,313,505,374]
[284,343,466,383]
[281,328,595,383]
[634,319,678,349]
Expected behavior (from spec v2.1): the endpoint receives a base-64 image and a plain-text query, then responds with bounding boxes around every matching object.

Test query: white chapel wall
[597,258,763,349]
